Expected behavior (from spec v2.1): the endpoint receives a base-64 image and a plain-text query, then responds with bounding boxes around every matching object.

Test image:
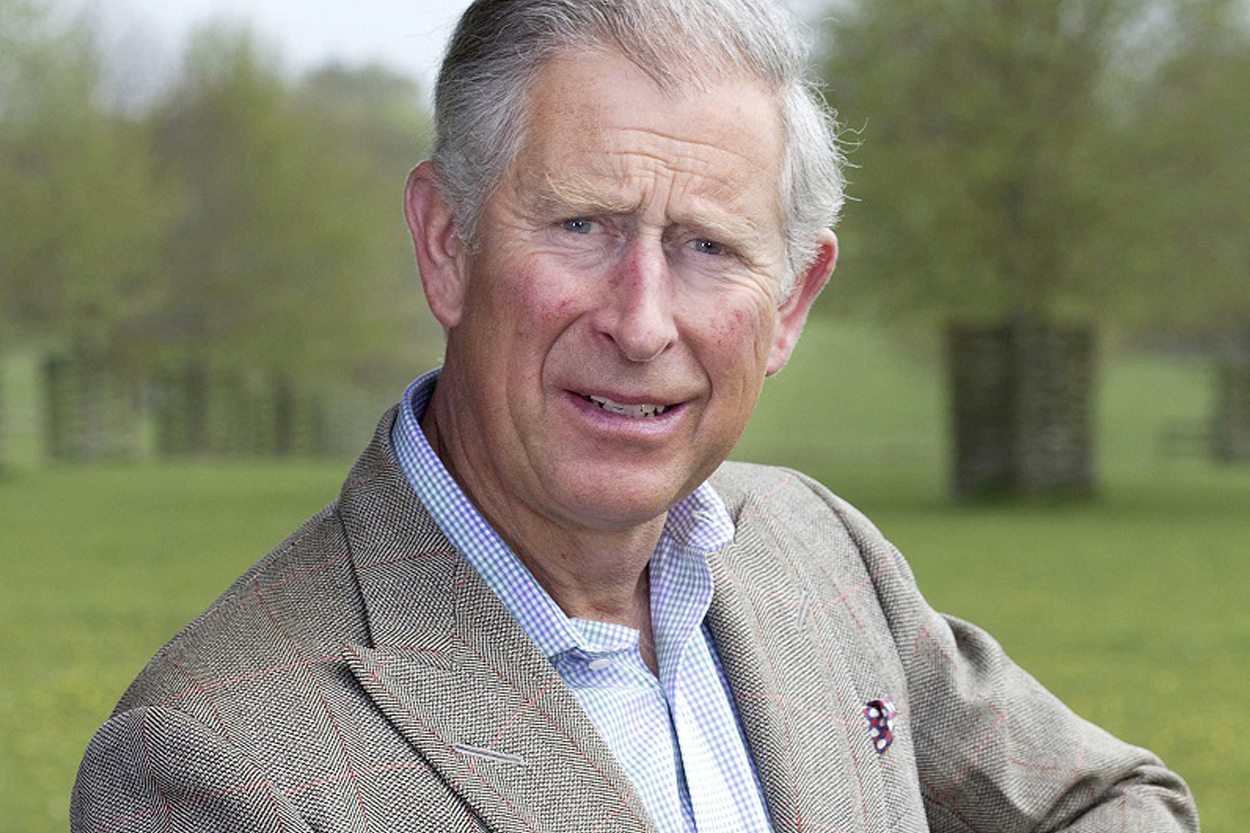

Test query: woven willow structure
[948,320,1095,500]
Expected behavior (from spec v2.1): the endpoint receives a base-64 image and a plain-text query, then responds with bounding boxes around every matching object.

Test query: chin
[548,476,686,531]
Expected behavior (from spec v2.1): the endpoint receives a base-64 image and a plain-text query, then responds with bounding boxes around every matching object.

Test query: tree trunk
[154,370,186,458]
[271,374,333,458]
[948,318,1096,500]
[274,372,296,458]
[1212,324,1250,462]
[0,357,8,476]
[76,346,107,461]
[217,370,245,458]
[154,360,213,458]
[44,354,81,462]
[184,360,211,456]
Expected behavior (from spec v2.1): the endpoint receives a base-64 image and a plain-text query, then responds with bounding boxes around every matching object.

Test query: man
[72,0,1198,830]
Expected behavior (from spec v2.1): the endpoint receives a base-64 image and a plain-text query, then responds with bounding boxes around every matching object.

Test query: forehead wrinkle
[616,148,743,200]
[613,125,770,171]
[610,147,774,223]
[608,130,785,243]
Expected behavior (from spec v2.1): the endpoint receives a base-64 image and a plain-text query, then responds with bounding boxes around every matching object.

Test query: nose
[593,238,678,363]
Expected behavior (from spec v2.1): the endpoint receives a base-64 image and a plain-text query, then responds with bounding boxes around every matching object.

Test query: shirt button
[587,657,612,671]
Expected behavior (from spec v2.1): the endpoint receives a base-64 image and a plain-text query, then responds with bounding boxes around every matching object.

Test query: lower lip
[561,391,686,437]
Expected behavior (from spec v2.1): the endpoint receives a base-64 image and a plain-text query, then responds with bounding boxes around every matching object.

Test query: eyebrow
[533,173,640,217]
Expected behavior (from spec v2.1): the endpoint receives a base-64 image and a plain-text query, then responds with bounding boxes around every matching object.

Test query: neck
[420,382,664,637]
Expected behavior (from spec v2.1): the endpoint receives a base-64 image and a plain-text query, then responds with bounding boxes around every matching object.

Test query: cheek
[496,265,580,333]
[702,306,774,365]
[543,296,578,321]
[523,293,579,345]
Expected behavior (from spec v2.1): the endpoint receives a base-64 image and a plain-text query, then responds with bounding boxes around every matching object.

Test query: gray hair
[433,0,845,289]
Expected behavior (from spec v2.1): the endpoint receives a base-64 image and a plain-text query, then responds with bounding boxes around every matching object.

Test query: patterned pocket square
[864,698,896,754]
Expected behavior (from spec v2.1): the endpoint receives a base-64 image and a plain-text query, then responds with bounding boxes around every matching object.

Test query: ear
[766,230,837,376]
[405,161,467,329]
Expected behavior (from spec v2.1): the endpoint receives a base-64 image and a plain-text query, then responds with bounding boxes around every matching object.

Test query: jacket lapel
[336,410,656,833]
[706,489,895,833]
[332,409,904,832]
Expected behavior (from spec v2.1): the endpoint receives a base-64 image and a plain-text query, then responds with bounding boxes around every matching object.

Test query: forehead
[510,50,786,234]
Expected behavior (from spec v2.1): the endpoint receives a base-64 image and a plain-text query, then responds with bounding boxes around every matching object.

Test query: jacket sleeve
[71,705,314,833]
[808,477,1199,833]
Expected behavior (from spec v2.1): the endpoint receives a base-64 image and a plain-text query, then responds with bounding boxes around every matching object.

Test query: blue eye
[693,239,726,256]
[562,218,595,234]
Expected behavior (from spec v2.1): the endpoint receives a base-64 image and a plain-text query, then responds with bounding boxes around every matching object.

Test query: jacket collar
[337,407,657,832]
[335,407,874,832]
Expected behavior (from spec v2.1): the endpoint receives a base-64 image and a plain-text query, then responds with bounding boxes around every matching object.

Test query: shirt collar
[389,368,736,664]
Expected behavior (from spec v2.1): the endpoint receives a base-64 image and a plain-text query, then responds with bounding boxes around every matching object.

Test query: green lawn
[0,461,348,830]
[2,320,1245,831]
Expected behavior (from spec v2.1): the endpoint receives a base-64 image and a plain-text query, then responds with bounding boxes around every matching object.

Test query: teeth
[587,395,668,418]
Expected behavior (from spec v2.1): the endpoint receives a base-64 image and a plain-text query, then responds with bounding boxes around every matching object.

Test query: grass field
[2,320,1246,831]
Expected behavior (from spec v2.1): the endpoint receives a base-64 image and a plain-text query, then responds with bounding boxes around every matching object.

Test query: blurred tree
[0,0,172,461]
[290,64,437,400]
[139,23,434,456]
[1,8,438,465]
[0,0,34,471]
[1101,0,1250,459]
[822,0,1149,498]
[289,62,439,448]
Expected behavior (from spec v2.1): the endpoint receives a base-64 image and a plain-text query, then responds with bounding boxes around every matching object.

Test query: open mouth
[584,394,670,418]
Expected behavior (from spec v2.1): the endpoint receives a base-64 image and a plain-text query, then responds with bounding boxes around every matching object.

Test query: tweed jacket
[72,408,1198,832]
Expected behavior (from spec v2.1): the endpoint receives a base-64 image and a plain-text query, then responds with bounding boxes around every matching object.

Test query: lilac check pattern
[391,369,773,833]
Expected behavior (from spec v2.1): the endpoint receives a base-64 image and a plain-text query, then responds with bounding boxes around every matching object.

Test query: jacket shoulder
[711,461,896,551]
[709,460,832,511]
[116,501,367,714]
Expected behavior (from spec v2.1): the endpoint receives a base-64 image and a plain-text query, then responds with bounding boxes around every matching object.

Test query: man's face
[423,49,832,534]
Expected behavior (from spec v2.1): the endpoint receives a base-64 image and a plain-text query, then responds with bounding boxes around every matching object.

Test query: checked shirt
[390,368,773,833]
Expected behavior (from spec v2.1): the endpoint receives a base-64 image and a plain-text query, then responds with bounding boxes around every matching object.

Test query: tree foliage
[0,2,170,355]
[822,0,1160,325]
[1,3,439,460]
[817,0,1174,497]
[820,0,1248,336]
[138,24,435,383]
[1100,0,1250,334]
